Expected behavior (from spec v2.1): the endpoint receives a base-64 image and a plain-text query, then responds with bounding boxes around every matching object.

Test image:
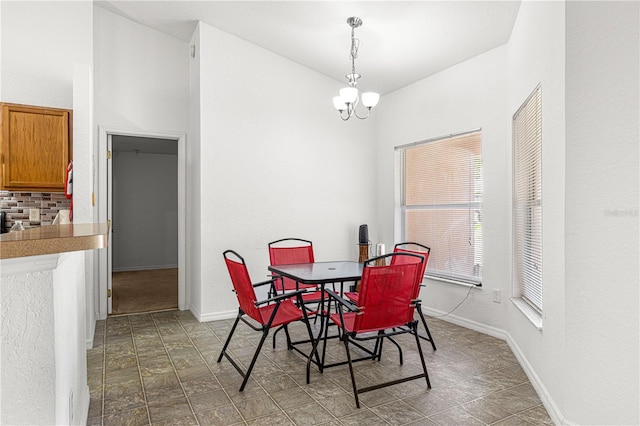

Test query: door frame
[98,126,187,318]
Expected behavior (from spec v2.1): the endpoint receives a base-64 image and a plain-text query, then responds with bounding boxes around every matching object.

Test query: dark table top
[268,261,363,285]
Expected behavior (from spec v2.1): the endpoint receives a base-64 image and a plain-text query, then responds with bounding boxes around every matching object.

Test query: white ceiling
[95,1,521,95]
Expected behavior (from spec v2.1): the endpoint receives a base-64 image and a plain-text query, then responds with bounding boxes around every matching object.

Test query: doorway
[110,135,178,315]
[98,127,186,319]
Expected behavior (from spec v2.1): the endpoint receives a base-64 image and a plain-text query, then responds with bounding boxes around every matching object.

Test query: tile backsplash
[0,191,71,229]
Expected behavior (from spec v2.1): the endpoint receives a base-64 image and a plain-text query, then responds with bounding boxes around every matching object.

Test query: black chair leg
[417,304,437,350]
[373,332,383,361]
[272,324,285,349]
[343,337,360,409]
[217,312,241,362]
[412,322,431,389]
[283,324,292,349]
[302,313,322,369]
[239,327,270,392]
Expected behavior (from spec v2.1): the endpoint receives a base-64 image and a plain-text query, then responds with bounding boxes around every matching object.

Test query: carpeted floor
[112,268,178,315]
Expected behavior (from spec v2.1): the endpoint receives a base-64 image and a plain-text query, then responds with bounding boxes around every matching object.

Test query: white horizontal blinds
[397,130,483,285]
[513,85,542,312]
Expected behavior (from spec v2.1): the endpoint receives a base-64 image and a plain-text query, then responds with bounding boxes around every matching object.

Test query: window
[513,85,542,313]
[394,130,483,286]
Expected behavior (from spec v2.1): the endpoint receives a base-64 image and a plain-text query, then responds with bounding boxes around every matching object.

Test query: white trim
[194,308,238,323]
[97,126,187,319]
[425,276,481,288]
[0,253,61,276]
[422,306,507,340]
[504,332,567,426]
[510,297,543,330]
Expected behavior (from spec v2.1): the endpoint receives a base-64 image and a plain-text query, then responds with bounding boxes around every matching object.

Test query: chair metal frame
[392,242,437,350]
[307,252,432,408]
[218,250,318,391]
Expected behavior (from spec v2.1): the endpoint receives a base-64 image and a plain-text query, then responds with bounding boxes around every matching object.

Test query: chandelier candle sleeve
[333,17,380,120]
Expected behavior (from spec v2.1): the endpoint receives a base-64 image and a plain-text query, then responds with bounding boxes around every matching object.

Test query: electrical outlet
[493,289,501,303]
[29,208,40,222]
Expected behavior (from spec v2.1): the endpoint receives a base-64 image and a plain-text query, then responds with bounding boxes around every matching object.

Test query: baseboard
[85,320,95,350]
[504,332,569,425]
[112,264,178,272]
[192,307,237,323]
[423,307,569,425]
[422,307,507,340]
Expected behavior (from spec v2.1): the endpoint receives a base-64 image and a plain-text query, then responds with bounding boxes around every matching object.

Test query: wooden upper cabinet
[0,103,72,192]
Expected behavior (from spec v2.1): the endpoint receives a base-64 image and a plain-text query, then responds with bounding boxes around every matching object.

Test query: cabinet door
[1,104,71,192]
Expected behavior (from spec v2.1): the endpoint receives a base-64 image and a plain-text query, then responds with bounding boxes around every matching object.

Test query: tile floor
[87,310,553,425]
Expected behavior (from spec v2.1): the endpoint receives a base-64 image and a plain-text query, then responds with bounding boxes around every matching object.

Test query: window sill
[425,275,481,288]
[511,297,543,330]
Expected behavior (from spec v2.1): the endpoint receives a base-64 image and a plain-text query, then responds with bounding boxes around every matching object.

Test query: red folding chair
[344,242,436,350]
[218,250,316,391]
[268,238,321,298]
[308,252,431,408]
[268,238,325,346]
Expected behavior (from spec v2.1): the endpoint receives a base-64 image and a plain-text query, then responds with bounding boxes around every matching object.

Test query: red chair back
[268,238,315,291]
[223,250,262,323]
[354,253,423,333]
[391,243,430,297]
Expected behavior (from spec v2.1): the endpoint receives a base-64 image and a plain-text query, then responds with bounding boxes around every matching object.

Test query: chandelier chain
[350,26,360,77]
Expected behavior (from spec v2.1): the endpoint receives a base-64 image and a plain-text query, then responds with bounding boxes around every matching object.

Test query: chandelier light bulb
[361,92,380,108]
[333,96,347,111]
[339,87,359,104]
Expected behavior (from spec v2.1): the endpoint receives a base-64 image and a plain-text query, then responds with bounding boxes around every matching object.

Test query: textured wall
[1,253,90,425]
[564,2,639,423]
[1,264,56,425]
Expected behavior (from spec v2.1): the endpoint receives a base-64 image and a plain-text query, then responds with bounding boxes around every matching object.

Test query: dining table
[267,260,371,373]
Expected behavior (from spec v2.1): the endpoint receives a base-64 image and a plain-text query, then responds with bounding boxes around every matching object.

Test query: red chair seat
[344,291,359,303]
[259,299,304,328]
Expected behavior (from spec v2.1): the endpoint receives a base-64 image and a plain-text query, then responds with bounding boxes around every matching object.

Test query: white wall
[505,1,567,421]
[376,45,510,329]
[0,1,92,108]
[192,22,377,319]
[564,2,639,424]
[94,7,189,132]
[112,150,178,271]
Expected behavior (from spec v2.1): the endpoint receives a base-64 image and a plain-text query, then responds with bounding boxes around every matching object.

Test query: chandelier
[333,17,380,121]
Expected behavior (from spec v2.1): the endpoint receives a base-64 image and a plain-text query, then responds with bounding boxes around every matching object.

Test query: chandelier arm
[353,107,372,120]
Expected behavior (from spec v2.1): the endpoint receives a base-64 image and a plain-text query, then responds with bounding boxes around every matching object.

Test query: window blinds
[394,130,483,285]
[513,85,543,312]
